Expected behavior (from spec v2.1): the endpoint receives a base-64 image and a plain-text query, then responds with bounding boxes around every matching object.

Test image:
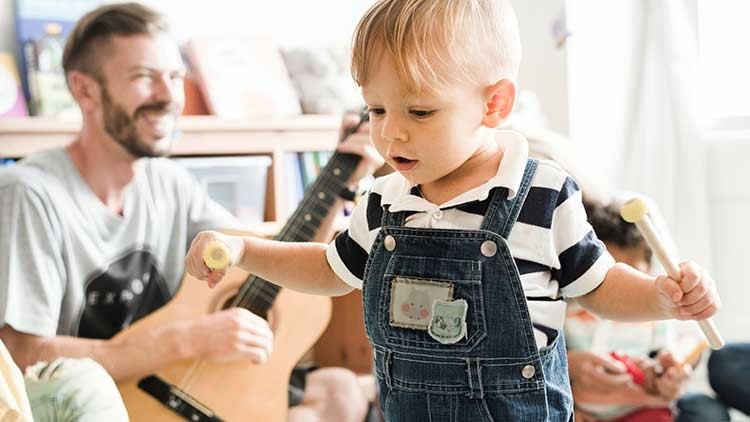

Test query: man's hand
[185,230,244,288]
[335,113,384,188]
[567,349,632,393]
[187,308,274,363]
[654,261,720,320]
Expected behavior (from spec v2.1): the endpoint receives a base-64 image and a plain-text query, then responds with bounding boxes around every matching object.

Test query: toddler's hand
[653,350,691,401]
[185,230,244,288]
[655,261,720,320]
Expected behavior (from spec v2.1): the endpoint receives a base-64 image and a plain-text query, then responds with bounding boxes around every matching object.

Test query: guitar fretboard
[229,152,361,317]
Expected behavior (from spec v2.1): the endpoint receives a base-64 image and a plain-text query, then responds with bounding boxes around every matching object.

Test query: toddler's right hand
[186,230,244,288]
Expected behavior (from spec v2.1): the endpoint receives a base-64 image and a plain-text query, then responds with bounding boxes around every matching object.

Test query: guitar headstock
[339,106,370,144]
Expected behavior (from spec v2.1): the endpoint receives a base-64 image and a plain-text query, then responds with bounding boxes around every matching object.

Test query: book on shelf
[0,52,28,117]
[15,0,104,117]
[185,37,302,119]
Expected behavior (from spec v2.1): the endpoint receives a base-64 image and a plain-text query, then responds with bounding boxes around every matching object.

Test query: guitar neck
[232,152,361,316]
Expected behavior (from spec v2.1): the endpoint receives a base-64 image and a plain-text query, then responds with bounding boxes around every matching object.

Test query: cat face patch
[389,278,454,330]
[428,299,468,344]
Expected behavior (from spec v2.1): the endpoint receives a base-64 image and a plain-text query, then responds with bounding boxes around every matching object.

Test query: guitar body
[115,267,332,421]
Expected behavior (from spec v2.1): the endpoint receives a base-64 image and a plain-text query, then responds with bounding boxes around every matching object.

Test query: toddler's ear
[482,79,516,128]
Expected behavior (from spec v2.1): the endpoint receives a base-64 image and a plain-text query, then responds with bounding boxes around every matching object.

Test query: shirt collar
[387,130,529,213]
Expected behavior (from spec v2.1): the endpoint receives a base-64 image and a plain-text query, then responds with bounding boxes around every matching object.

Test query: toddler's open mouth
[392,156,418,171]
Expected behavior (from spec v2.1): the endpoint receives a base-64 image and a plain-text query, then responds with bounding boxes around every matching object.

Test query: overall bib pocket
[379,254,487,353]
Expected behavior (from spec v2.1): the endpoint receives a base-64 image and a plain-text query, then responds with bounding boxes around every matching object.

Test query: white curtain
[567,0,711,267]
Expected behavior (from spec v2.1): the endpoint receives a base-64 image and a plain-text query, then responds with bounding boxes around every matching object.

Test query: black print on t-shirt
[77,250,169,339]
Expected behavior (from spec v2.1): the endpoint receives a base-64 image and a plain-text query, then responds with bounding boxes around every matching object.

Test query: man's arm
[0,306,273,382]
[0,324,186,382]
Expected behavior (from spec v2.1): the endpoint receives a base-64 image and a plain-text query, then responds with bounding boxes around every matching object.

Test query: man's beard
[101,86,179,158]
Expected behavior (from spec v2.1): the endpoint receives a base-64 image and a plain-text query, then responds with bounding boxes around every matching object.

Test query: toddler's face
[362,53,492,188]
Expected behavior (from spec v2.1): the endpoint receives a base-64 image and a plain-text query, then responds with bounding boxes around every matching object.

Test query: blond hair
[351,0,521,94]
[63,2,169,79]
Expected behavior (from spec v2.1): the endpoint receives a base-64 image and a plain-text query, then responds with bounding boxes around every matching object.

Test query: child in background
[185,1,720,420]
[566,199,696,422]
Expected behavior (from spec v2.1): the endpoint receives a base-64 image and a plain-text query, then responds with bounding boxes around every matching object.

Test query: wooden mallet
[620,197,724,350]
[202,240,232,270]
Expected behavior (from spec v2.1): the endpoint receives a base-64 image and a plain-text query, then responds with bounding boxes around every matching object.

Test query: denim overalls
[362,159,573,421]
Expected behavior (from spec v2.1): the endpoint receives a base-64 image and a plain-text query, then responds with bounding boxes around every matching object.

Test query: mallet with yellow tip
[202,240,232,270]
[620,197,724,349]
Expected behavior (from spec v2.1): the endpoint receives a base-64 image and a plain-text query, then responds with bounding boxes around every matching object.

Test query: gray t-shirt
[0,148,242,339]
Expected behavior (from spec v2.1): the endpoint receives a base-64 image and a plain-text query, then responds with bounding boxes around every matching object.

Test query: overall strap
[382,203,407,228]
[480,158,539,238]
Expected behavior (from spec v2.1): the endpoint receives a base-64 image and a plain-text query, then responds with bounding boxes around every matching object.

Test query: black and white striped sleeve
[326,190,378,289]
[551,176,615,297]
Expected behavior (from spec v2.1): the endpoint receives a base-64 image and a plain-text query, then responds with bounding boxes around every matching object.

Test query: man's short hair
[351,0,522,94]
[584,198,653,262]
[62,2,169,80]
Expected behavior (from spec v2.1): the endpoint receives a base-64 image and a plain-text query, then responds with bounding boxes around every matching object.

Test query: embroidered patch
[428,299,468,344]
[389,278,454,330]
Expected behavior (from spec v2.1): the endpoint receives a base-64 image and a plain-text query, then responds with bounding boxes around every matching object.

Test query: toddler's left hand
[654,261,720,320]
[653,351,691,401]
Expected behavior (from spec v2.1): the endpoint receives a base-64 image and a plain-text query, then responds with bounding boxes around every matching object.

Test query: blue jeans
[676,393,729,422]
[676,342,750,421]
[24,358,128,422]
[709,342,750,416]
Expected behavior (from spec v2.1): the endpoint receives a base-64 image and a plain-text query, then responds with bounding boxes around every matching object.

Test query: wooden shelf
[0,114,342,158]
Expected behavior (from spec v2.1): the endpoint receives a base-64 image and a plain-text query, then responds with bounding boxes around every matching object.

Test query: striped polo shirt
[326,131,615,348]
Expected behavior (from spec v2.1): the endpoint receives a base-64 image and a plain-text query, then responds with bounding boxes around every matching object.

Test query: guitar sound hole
[221,295,269,320]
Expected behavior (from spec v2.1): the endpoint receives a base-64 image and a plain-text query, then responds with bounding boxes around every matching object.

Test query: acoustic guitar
[115,115,367,421]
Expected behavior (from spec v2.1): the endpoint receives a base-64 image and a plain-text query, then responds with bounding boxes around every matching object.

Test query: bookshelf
[0,114,342,223]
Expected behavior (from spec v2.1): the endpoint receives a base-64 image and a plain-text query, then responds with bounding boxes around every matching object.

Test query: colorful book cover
[0,52,28,117]
[15,0,104,117]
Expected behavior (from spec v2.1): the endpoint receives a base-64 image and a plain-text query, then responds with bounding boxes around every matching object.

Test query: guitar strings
[235,152,355,312]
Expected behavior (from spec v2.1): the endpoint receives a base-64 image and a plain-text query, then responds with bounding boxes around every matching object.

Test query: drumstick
[620,197,725,350]
[678,339,710,369]
[202,240,232,270]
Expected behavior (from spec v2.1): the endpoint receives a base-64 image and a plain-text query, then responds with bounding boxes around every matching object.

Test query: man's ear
[482,79,516,128]
[67,71,102,113]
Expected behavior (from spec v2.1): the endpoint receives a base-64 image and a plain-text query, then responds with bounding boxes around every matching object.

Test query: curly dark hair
[584,198,652,262]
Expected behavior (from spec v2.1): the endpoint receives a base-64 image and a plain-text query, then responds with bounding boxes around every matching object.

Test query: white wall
[0,0,372,61]
[706,132,750,341]
[511,0,569,135]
